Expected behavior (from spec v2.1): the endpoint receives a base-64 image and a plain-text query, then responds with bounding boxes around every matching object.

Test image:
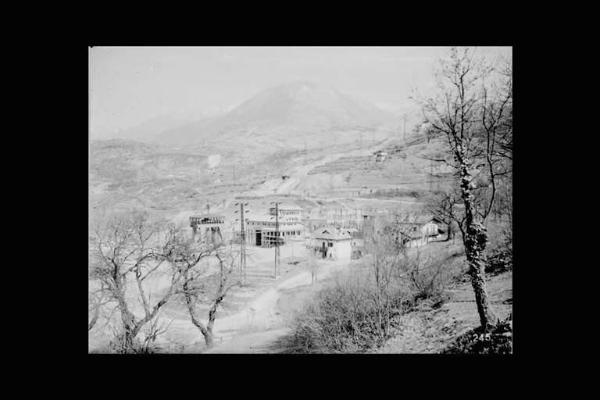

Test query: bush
[98,319,167,354]
[106,334,162,354]
[442,316,512,354]
[280,272,411,353]
[485,220,512,275]
[404,248,464,309]
[485,231,512,276]
[486,247,512,275]
[283,247,462,353]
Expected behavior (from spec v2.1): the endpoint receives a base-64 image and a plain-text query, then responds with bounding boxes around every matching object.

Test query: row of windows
[248,221,300,227]
[190,219,224,224]
[262,230,301,237]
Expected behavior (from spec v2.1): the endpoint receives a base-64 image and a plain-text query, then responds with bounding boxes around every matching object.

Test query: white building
[310,227,353,262]
[398,217,444,248]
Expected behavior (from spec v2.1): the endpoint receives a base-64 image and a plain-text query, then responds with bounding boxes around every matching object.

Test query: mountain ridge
[151,81,398,149]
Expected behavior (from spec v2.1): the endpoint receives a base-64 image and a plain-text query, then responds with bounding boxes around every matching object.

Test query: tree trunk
[184,290,215,348]
[459,163,498,330]
[464,223,497,330]
[204,329,214,348]
[123,328,137,352]
[114,286,139,352]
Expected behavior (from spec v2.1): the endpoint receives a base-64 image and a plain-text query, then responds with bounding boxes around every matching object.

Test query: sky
[89,46,511,139]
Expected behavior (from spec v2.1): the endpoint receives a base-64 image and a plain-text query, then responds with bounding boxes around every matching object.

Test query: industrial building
[190,214,225,244]
[246,204,304,247]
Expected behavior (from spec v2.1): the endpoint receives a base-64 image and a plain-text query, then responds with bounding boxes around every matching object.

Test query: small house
[398,216,444,248]
[310,227,352,261]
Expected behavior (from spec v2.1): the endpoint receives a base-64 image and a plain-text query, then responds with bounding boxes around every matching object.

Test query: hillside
[89,128,457,221]
[376,270,512,354]
[152,81,398,155]
[89,82,455,219]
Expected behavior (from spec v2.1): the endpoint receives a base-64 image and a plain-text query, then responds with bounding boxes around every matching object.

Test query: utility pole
[271,201,281,279]
[240,203,246,285]
[275,202,280,278]
[234,202,249,285]
[403,114,407,142]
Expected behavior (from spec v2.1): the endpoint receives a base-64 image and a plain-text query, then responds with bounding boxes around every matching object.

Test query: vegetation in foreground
[280,215,512,354]
[442,316,512,354]
[279,228,467,353]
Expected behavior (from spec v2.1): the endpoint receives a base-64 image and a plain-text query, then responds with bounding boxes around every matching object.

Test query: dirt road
[247,139,393,197]
[203,258,350,353]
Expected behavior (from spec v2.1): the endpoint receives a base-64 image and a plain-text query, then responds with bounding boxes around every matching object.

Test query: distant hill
[89,83,442,216]
[89,138,302,213]
[152,81,398,153]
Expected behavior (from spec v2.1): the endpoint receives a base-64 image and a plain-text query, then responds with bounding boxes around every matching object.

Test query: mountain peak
[155,81,396,147]
[226,81,392,127]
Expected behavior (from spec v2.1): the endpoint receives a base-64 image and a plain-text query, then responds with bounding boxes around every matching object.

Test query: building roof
[400,226,444,240]
[314,233,352,241]
[190,213,224,218]
[401,231,423,240]
[312,227,352,241]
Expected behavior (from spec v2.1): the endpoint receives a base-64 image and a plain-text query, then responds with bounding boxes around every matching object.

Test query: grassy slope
[375,270,512,354]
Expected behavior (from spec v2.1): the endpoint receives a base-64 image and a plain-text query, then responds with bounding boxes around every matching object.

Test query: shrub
[106,334,162,354]
[283,247,462,353]
[485,220,512,275]
[405,251,458,308]
[486,248,512,275]
[442,315,512,354]
[485,231,513,276]
[280,272,410,353]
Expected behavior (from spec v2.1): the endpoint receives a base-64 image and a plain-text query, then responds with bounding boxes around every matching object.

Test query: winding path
[204,258,350,353]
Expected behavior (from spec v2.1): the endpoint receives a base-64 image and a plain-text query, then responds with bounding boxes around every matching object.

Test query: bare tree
[88,283,111,331]
[164,227,240,348]
[426,187,465,242]
[90,211,183,352]
[415,47,512,329]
